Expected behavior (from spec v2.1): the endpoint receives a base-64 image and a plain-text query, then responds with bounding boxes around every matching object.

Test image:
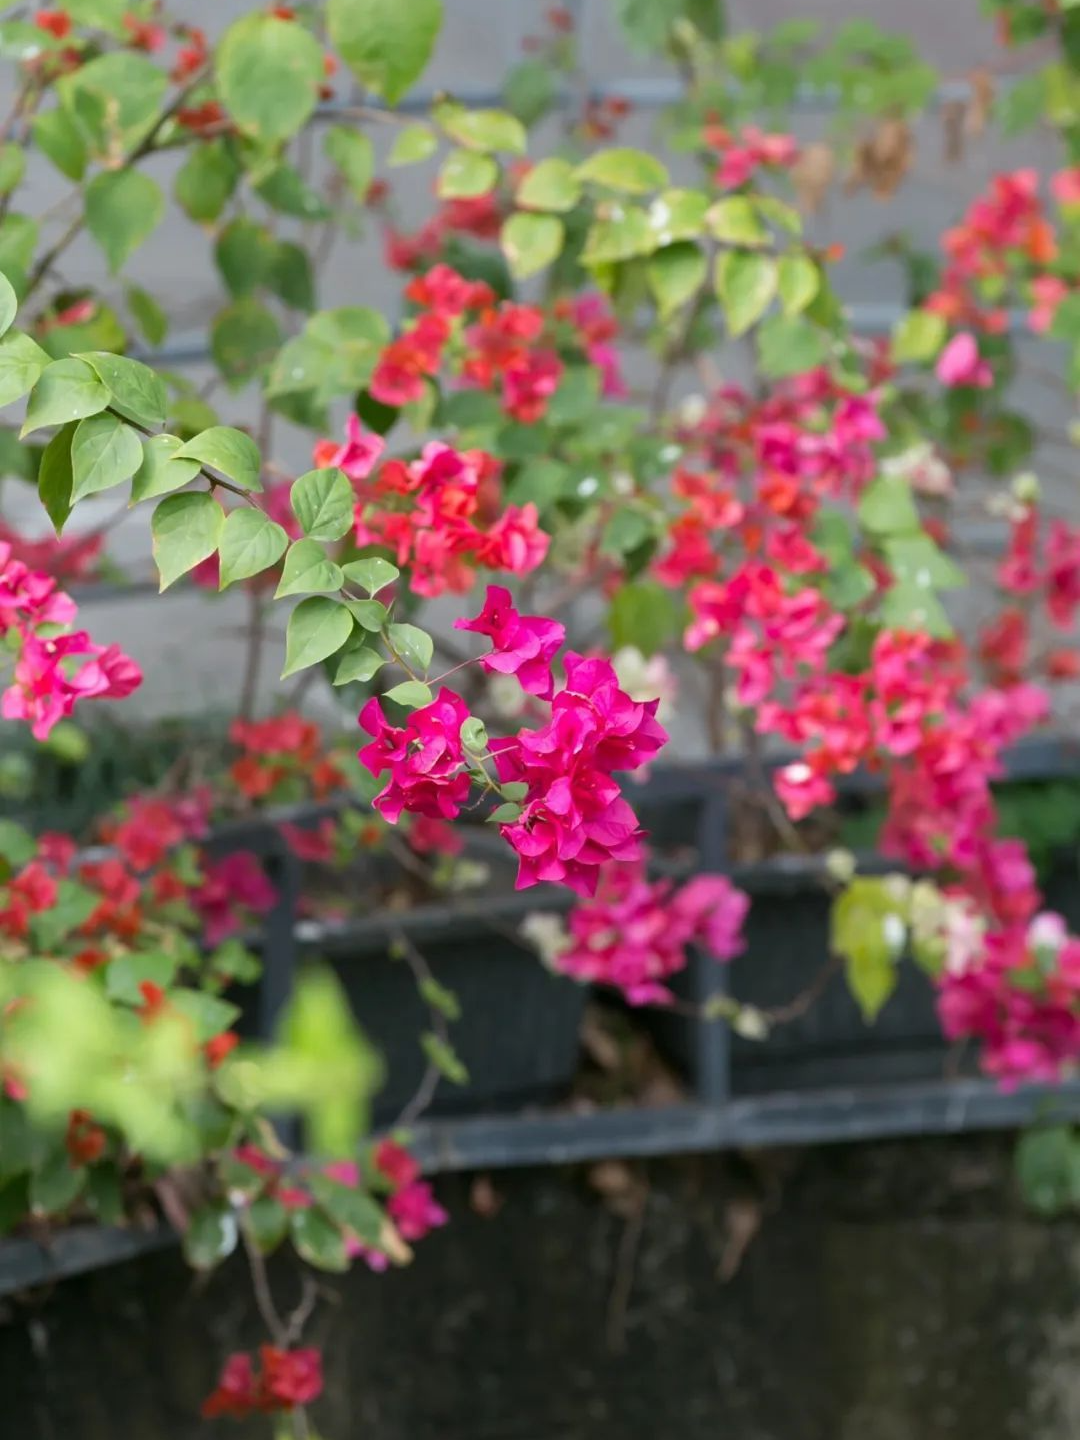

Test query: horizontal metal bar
[407,1077,1080,1173]
[3,1075,1078,1294]
[0,1223,174,1297]
[315,74,994,123]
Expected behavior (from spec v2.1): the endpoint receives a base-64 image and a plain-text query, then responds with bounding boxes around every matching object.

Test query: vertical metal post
[691,786,733,1104]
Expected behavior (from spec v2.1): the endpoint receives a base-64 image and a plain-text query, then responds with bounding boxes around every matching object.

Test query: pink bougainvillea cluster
[553,864,749,1005]
[359,585,668,897]
[0,540,141,739]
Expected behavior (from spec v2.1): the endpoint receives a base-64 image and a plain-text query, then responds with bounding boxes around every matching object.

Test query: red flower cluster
[229,711,343,801]
[351,439,548,597]
[369,263,564,425]
[202,1346,323,1419]
[705,123,799,190]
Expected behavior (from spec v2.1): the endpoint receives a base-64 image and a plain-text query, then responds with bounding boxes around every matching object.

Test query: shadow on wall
[3,1138,1080,1440]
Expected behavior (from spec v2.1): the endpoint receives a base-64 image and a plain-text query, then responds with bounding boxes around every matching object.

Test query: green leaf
[715,250,777,336]
[151,492,225,591]
[291,467,355,541]
[0,270,14,338]
[1014,1127,1080,1218]
[184,1203,239,1271]
[328,0,443,104]
[891,308,947,364]
[500,213,564,278]
[58,51,167,156]
[324,126,375,200]
[436,104,526,154]
[777,254,821,315]
[706,196,767,246]
[0,215,38,291]
[21,357,109,436]
[581,207,655,264]
[211,299,282,386]
[575,147,669,194]
[387,622,433,673]
[282,597,354,678]
[218,507,289,589]
[70,412,142,503]
[858,475,920,537]
[503,56,558,126]
[84,169,164,273]
[388,122,438,166]
[29,878,97,950]
[517,157,581,212]
[216,13,323,142]
[254,162,331,221]
[883,533,965,590]
[0,329,49,407]
[613,0,684,50]
[32,107,87,182]
[247,1194,290,1254]
[0,819,34,868]
[647,241,706,317]
[0,144,24,198]
[648,188,710,244]
[76,351,166,429]
[385,679,433,707]
[290,1205,350,1272]
[30,1152,84,1217]
[347,598,387,631]
[830,879,905,1022]
[170,989,240,1042]
[130,434,201,503]
[175,427,262,492]
[488,801,522,824]
[174,139,239,223]
[341,557,399,595]
[420,1031,469,1085]
[460,716,488,753]
[334,645,385,685]
[879,578,952,639]
[125,285,168,348]
[607,580,679,656]
[215,217,275,299]
[84,1164,124,1226]
[437,149,498,200]
[276,538,345,598]
[757,313,830,377]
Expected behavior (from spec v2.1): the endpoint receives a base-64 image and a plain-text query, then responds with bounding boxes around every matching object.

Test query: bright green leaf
[21,357,109,436]
[384,679,433,707]
[216,13,323,142]
[151,491,225,591]
[777,253,821,315]
[291,467,354,540]
[333,645,385,685]
[0,329,49,408]
[282,597,354,677]
[715,250,777,336]
[275,538,345,598]
[517,157,581,212]
[388,123,437,166]
[891,308,947,364]
[76,351,166,429]
[757,313,830,377]
[70,412,142,502]
[341,556,399,595]
[706,195,768,246]
[37,422,76,535]
[130,434,201,503]
[647,241,706,316]
[174,139,239,224]
[324,126,375,199]
[575,147,669,194]
[437,148,498,200]
[387,621,433,673]
[218,507,289,589]
[175,427,262,492]
[500,212,563,278]
[328,0,443,104]
[436,104,526,154]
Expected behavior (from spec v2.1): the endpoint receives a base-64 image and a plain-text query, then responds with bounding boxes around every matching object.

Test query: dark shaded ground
[2,1134,1079,1439]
